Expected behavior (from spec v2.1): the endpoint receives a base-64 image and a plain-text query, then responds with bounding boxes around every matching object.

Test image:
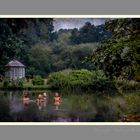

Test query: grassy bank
[0,69,140,91]
[0,77,51,90]
[0,81,51,90]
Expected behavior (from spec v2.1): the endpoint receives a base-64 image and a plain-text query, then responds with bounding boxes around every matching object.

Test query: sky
[53,18,107,31]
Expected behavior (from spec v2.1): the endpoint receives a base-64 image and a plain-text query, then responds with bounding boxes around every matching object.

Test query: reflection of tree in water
[11,103,42,122]
[0,90,137,122]
[0,99,12,121]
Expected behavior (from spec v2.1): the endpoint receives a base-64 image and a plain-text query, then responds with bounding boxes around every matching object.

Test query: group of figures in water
[23,92,62,110]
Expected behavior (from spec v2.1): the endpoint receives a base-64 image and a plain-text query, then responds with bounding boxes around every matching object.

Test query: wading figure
[42,92,48,108]
[36,94,44,110]
[53,92,61,110]
[23,92,30,106]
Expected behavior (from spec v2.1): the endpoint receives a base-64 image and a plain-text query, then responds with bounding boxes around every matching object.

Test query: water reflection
[0,90,139,122]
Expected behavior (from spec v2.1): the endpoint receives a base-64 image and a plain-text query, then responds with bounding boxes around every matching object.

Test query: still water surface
[0,90,138,122]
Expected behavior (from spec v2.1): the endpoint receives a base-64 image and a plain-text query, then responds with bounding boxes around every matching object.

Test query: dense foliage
[0,18,140,122]
[47,69,116,90]
[88,19,140,80]
[32,75,44,85]
[70,23,111,44]
[3,78,24,89]
[0,18,139,84]
[0,18,55,75]
[0,19,110,76]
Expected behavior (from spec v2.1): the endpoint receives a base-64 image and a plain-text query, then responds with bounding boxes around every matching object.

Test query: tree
[88,18,140,80]
[28,44,53,76]
[70,22,111,44]
[0,18,56,76]
[0,20,24,74]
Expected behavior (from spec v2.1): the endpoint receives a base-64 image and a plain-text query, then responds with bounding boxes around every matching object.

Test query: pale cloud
[54,18,107,31]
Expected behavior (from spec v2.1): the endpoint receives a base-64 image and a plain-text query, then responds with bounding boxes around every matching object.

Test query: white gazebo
[5,60,25,80]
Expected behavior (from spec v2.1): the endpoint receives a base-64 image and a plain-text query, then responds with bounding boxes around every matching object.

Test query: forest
[0,18,140,90]
[0,18,140,122]
[0,19,110,75]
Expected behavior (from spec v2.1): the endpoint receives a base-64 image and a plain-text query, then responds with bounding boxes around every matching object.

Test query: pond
[0,90,140,122]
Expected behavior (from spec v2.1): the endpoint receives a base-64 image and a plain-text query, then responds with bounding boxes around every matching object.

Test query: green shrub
[3,79,10,88]
[90,79,116,90]
[11,78,24,89]
[47,69,116,90]
[116,80,140,90]
[3,78,24,89]
[32,75,44,85]
[47,69,92,89]
[124,93,140,114]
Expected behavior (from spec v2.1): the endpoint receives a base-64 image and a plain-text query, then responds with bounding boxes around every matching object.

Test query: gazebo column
[11,68,13,79]
[14,68,15,79]
[9,68,11,79]
[22,68,25,77]
[13,68,14,79]
[18,67,20,77]
[14,67,16,79]
[21,68,22,77]
[19,68,21,78]
[22,68,24,77]
[13,68,15,79]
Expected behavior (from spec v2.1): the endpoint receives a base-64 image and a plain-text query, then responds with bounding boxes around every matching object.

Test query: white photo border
[0,15,140,125]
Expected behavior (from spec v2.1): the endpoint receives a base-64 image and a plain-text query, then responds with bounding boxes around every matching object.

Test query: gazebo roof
[5,60,25,67]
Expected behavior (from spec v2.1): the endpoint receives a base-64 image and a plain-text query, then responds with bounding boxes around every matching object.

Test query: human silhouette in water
[36,94,44,110]
[53,92,61,110]
[36,92,48,110]
[42,92,48,108]
[23,92,30,106]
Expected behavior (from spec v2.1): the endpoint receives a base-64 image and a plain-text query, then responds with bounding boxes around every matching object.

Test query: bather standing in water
[36,94,44,110]
[23,92,30,106]
[53,92,61,110]
[42,92,48,108]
